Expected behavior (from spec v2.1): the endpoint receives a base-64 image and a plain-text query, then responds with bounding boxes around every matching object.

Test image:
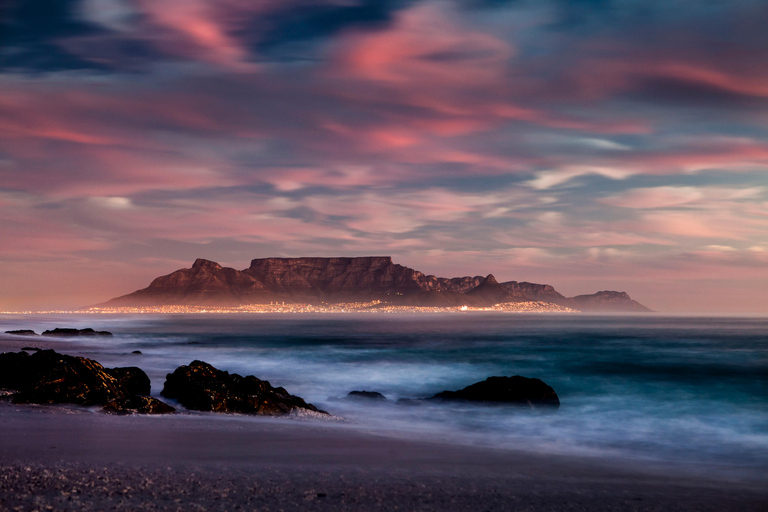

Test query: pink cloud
[335,3,514,86]
[133,0,267,70]
[637,61,768,98]
[568,53,768,101]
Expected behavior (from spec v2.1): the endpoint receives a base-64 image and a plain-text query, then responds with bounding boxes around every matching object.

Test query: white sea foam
[2,312,767,480]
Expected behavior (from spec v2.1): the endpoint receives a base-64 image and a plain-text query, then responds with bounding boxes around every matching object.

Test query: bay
[2,313,766,481]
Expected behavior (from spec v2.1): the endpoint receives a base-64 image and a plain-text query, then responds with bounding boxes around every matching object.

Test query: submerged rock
[346,390,388,401]
[162,360,327,416]
[4,330,37,336]
[41,328,113,337]
[0,349,174,414]
[430,376,560,408]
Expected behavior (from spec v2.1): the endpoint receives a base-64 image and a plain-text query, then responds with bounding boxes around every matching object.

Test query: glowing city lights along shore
[0,301,577,315]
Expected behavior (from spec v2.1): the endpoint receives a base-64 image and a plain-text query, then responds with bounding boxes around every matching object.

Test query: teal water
[2,313,767,480]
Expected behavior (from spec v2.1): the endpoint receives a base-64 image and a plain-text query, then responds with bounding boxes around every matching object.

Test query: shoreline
[1,402,766,511]
[2,301,578,314]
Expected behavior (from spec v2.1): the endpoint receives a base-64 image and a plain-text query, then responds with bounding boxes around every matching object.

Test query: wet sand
[1,335,767,511]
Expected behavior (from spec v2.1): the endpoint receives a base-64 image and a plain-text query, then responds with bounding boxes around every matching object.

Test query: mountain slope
[569,291,652,312]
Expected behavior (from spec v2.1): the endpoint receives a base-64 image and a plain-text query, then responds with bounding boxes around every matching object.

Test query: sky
[0,0,767,312]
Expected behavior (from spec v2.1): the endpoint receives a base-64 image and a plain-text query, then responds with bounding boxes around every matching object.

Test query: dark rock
[41,328,113,337]
[131,350,143,355]
[4,330,37,336]
[161,360,327,416]
[346,390,388,401]
[106,367,151,396]
[0,349,173,414]
[430,376,560,409]
[0,351,33,392]
[103,395,176,415]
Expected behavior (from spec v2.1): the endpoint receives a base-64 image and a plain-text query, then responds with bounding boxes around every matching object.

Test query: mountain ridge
[101,257,652,312]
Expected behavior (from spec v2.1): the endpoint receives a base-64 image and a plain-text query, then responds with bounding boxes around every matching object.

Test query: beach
[1,315,767,511]
[2,399,766,511]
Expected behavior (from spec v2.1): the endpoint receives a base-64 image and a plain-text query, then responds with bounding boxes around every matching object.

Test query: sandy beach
[2,334,767,511]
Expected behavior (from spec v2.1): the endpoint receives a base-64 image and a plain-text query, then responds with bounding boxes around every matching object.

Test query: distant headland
[98,257,651,313]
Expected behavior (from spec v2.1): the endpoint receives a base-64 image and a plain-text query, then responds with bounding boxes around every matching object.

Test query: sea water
[2,313,767,480]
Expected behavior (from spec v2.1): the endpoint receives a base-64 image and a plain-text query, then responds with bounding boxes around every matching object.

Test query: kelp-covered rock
[162,360,326,416]
[0,349,173,414]
[430,376,560,408]
[41,328,112,337]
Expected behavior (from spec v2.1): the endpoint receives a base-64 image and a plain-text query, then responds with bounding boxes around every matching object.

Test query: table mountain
[100,256,651,312]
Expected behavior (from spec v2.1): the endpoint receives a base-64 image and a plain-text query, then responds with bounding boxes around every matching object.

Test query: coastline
[2,300,578,314]
[1,401,766,512]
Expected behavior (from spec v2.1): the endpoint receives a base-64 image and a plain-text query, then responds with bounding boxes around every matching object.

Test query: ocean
[2,313,767,481]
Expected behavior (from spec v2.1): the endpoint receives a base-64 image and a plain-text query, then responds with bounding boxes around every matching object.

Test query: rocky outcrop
[430,376,560,409]
[107,366,151,396]
[41,328,112,337]
[245,256,415,297]
[0,349,174,414]
[101,256,651,312]
[4,330,37,336]
[161,360,326,416]
[103,395,175,414]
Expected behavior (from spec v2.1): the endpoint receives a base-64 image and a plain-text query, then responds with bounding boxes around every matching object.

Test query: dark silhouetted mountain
[106,258,267,306]
[569,291,652,312]
[465,274,524,306]
[500,281,569,305]
[101,257,651,312]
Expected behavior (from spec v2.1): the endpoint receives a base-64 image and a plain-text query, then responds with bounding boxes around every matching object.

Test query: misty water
[3,313,767,480]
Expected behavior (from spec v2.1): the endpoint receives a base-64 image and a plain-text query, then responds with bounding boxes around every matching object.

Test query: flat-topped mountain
[101,257,651,312]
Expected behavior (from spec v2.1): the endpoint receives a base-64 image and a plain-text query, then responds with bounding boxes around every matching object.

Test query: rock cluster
[0,346,561,417]
[5,328,114,337]
[0,349,173,414]
[162,360,327,416]
[42,328,113,337]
